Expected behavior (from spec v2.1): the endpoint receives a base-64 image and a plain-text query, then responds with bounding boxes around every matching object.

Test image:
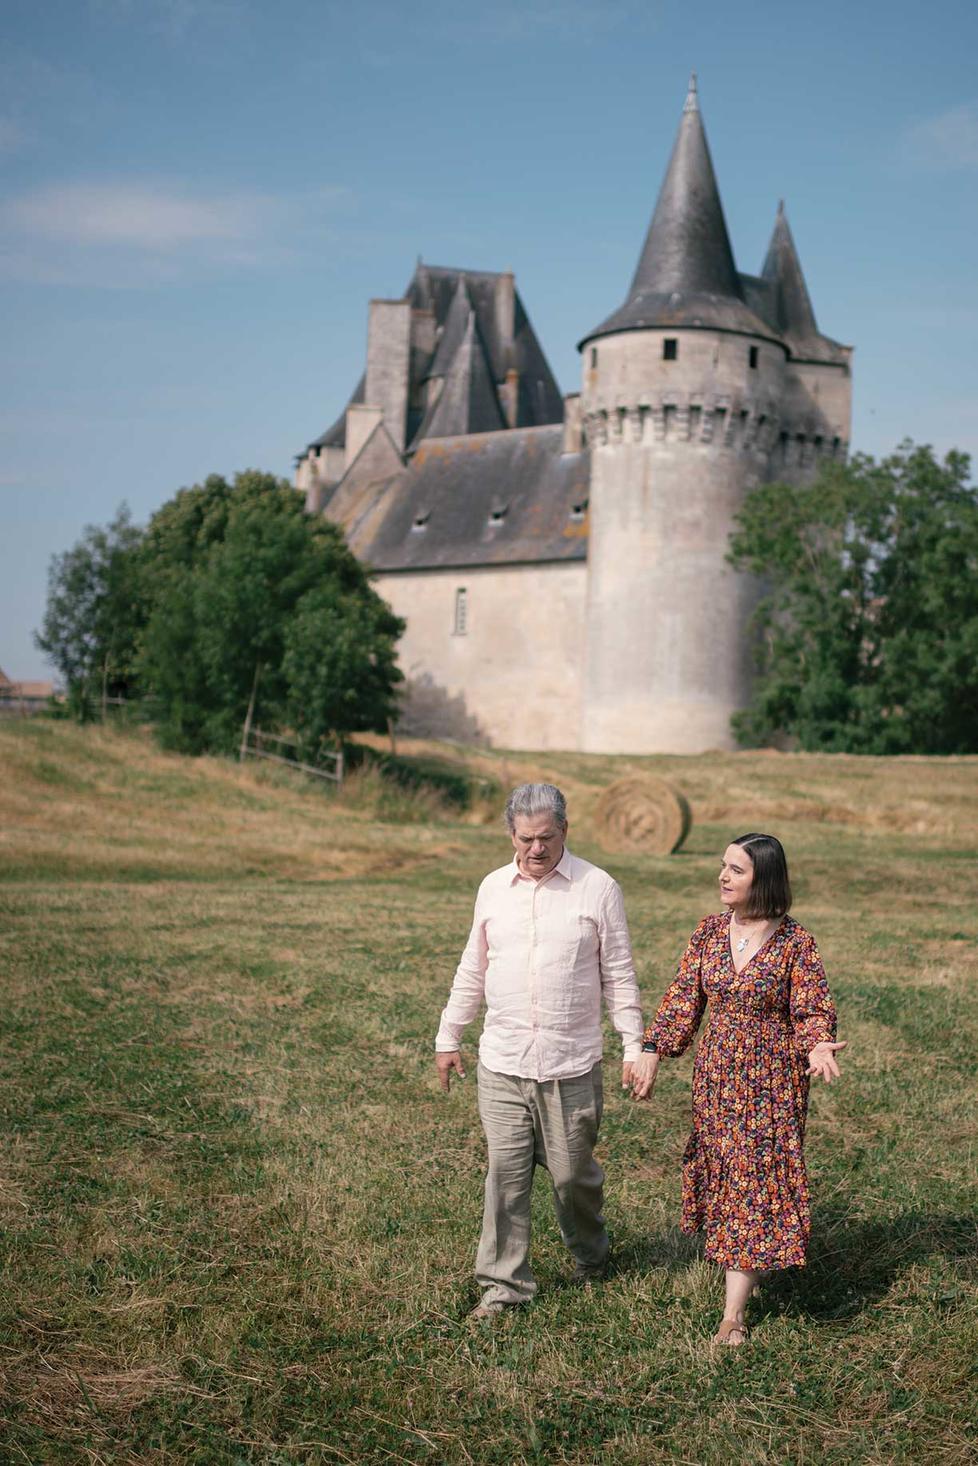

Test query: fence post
[239,659,262,763]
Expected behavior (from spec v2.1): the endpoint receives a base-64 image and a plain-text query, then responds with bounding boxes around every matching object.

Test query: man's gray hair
[504,782,567,833]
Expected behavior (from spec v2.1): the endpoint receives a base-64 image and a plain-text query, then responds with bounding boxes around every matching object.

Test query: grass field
[1,719,976,1464]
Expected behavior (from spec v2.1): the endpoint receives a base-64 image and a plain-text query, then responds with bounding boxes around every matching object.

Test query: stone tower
[578,76,851,753]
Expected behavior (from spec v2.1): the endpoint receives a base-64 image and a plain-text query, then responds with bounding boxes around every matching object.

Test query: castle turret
[578,75,789,753]
[760,202,852,476]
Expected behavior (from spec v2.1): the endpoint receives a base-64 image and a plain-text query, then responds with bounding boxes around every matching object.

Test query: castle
[295,77,852,753]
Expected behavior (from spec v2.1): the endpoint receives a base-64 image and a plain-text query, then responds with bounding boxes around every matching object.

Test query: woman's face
[719,843,754,911]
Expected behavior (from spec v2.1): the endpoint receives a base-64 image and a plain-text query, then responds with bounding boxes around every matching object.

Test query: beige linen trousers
[475,1059,608,1306]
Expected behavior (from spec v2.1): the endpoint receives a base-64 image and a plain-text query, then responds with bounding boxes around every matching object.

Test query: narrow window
[663,338,678,361]
[590,347,598,368]
[749,346,759,369]
[454,587,468,636]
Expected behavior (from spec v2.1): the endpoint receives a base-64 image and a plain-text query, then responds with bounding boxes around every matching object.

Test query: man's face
[511,813,567,881]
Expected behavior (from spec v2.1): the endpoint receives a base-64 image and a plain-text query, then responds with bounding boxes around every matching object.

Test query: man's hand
[436,1050,466,1092]
[807,1039,847,1082]
[630,1052,659,1101]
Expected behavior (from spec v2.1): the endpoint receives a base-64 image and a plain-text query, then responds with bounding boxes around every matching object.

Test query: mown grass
[0,720,976,1463]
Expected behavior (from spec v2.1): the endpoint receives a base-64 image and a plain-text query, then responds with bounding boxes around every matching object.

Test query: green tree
[729,442,978,753]
[139,470,403,755]
[35,505,145,717]
[283,580,404,759]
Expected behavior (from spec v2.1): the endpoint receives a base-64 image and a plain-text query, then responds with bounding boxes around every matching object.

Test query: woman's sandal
[713,1318,750,1346]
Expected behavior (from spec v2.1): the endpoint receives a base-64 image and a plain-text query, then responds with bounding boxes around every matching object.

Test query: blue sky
[3,0,977,679]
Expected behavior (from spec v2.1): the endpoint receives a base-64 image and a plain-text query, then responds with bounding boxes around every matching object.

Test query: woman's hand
[806,1039,847,1082]
[630,1052,660,1101]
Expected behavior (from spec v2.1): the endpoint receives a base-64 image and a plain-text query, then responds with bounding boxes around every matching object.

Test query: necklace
[731,916,757,953]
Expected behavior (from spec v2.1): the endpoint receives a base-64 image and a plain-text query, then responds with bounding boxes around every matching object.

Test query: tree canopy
[38,471,404,755]
[728,442,978,753]
[35,505,146,717]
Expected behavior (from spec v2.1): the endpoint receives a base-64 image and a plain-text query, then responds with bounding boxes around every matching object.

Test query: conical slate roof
[415,309,506,441]
[298,262,565,462]
[581,76,778,346]
[427,273,474,379]
[761,203,849,365]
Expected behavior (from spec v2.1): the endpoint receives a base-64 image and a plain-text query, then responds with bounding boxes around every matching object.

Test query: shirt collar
[510,846,574,885]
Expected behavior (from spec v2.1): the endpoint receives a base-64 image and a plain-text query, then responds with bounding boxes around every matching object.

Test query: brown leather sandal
[712,1318,750,1346]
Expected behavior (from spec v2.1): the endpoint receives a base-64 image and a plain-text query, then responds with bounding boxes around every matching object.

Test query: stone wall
[377,561,587,749]
[580,327,781,753]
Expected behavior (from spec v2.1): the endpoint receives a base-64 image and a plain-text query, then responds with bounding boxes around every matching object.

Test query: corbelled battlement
[583,399,846,463]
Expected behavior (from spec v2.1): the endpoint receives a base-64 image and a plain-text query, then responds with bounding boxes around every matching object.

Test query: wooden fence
[241,727,343,785]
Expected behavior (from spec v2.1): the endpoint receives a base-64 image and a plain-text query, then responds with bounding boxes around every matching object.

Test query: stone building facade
[296,78,852,753]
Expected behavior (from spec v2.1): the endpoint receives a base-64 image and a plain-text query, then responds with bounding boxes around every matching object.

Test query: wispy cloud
[902,100,978,171]
[0,179,354,287]
[90,0,248,43]
[7,182,271,248]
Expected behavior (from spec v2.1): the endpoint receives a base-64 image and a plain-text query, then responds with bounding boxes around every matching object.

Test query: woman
[631,833,845,1346]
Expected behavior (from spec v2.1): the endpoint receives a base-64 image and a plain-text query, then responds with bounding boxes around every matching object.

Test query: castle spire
[760,202,849,363]
[628,74,739,302]
[428,272,473,379]
[580,77,773,346]
[415,308,505,442]
[761,201,819,343]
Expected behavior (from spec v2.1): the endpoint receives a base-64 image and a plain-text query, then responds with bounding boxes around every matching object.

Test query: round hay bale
[593,776,692,855]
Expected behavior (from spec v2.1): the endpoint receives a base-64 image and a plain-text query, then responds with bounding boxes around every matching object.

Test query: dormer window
[570,498,589,522]
[663,338,678,361]
[488,504,509,526]
[412,510,430,532]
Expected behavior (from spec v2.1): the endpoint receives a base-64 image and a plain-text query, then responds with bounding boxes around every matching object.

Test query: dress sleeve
[642,917,711,1057]
[789,927,838,1055]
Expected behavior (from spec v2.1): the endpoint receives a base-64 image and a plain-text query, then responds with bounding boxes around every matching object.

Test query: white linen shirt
[435,847,644,1081]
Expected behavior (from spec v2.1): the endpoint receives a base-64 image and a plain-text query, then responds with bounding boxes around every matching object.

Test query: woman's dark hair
[731,833,792,918]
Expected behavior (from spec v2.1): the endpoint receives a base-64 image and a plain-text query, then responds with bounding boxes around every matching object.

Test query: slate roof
[299,264,564,464]
[414,310,507,441]
[759,203,850,366]
[333,426,590,572]
[306,373,365,453]
[582,75,779,347]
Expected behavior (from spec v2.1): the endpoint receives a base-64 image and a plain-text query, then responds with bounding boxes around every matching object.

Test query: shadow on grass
[610,1207,977,1323]
[760,1207,978,1323]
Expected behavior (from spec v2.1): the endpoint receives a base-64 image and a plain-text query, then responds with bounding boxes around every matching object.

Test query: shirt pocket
[539,914,598,1015]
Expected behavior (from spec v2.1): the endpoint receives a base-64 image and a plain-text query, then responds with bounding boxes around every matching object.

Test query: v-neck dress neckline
[726,911,785,975]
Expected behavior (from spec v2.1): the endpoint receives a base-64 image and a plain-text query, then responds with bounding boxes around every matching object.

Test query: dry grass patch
[0,722,976,1462]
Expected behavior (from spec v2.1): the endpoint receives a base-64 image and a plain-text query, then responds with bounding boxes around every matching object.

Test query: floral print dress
[643,913,837,1271]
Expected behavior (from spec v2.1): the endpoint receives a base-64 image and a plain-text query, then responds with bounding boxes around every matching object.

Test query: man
[435,782,644,1318]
